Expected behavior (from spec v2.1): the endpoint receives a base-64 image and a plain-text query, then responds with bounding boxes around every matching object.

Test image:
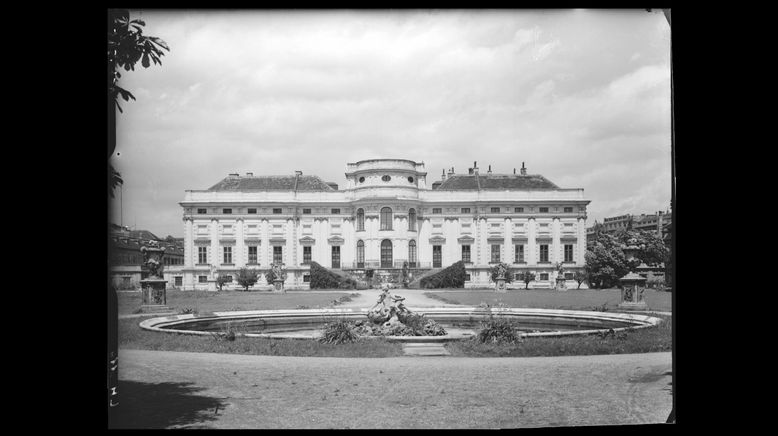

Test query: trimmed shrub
[319,319,359,344]
[309,262,358,289]
[420,261,467,289]
[477,316,520,344]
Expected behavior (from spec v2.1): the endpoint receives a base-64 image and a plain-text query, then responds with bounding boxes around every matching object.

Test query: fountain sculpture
[360,284,446,336]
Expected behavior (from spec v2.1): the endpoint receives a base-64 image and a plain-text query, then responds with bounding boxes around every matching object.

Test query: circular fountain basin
[139,307,663,342]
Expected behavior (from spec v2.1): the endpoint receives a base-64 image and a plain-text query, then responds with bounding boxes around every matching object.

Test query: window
[540,245,549,262]
[564,244,574,262]
[382,175,391,182]
[564,207,573,213]
[357,208,365,231]
[356,241,365,268]
[197,208,207,214]
[198,276,207,283]
[432,208,442,214]
[303,274,311,283]
[433,245,442,268]
[409,240,417,267]
[331,208,340,214]
[461,208,470,214]
[273,246,283,264]
[381,240,393,268]
[462,245,471,263]
[224,275,233,283]
[408,176,414,183]
[302,208,311,214]
[273,208,282,214]
[175,276,182,287]
[491,207,501,213]
[198,246,207,264]
[491,245,501,263]
[248,208,257,214]
[248,246,258,264]
[539,207,549,213]
[564,272,574,280]
[380,207,392,230]
[540,273,549,281]
[303,246,311,264]
[515,245,524,263]
[331,246,340,269]
[465,274,471,281]
[223,208,232,214]
[408,208,416,231]
[514,207,524,213]
[223,246,232,264]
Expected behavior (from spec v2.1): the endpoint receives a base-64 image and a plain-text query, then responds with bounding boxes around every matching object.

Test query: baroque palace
[179,159,590,290]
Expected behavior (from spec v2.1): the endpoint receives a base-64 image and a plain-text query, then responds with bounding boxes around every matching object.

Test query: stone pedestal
[495,278,506,292]
[273,279,285,293]
[618,272,648,310]
[555,276,567,291]
[206,279,218,292]
[140,278,169,312]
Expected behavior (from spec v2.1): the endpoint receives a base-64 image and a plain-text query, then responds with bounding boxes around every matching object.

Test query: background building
[180,159,590,290]
[109,224,185,290]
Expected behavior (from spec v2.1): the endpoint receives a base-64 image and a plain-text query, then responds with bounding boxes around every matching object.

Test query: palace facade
[179,159,590,290]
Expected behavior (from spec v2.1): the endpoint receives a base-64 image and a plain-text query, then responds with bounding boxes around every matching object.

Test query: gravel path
[110,349,673,429]
[339,289,464,309]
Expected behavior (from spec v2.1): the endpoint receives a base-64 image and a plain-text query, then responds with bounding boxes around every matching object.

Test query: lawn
[424,288,672,312]
[118,290,356,315]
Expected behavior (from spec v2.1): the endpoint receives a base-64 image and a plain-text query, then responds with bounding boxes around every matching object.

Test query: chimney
[513,168,516,174]
[520,162,527,175]
[246,172,253,177]
[441,169,446,181]
[228,172,239,177]
[487,164,492,174]
[473,161,479,175]
[295,170,303,176]
[447,167,454,177]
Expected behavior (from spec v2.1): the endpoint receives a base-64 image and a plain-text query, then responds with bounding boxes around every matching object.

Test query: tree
[573,271,587,289]
[584,229,669,289]
[216,274,230,292]
[107,9,170,198]
[516,271,535,290]
[236,267,260,292]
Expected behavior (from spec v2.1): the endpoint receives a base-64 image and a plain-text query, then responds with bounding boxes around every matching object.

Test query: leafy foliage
[420,261,467,289]
[573,271,587,289]
[515,271,536,289]
[309,262,358,289]
[216,274,230,291]
[585,229,669,289]
[319,319,360,344]
[235,267,260,291]
[477,316,520,344]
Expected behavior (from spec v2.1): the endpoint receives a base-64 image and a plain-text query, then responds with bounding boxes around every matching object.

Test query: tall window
[380,207,393,230]
[303,246,312,264]
[408,240,417,267]
[223,246,232,264]
[408,208,416,231]
[248,246,258,264]
[273,246,283,264]
[198,246,207,264]
[381,239,393,268]
[356,240,365,268]
[491,244,501,263]
[515,245,524,263]
[540,244,549,262]
[433,245,442,268]
[357,208,365,231]
[331,246,340,269]
[564,244,574,262]
[461,245,471,263]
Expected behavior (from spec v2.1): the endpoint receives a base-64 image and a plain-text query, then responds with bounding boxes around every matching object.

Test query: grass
[119,317,403,357]
[423,288,672,312]
[445,314,672,357]
[118,290,356,315]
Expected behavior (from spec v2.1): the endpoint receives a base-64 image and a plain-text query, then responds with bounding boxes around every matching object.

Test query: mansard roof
[436,173,560,190]
[208,175,336,192]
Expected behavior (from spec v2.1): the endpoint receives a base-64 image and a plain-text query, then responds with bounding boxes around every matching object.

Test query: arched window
[381,239,393,268]
[356,208,365,231]
[408,208,416,231]
[408,240,417,267]
[380,207,393,230]
[356,240,365,268]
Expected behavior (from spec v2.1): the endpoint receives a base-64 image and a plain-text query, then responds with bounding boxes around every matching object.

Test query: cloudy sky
[110,9,672,238]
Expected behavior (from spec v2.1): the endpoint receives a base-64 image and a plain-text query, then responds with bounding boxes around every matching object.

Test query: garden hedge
[309,261,359,289]
[420,261,467,289]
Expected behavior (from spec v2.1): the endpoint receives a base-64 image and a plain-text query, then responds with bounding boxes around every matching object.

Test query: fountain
[139,240,170,313]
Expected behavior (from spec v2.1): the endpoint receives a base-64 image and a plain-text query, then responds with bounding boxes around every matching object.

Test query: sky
[110,9,672,238]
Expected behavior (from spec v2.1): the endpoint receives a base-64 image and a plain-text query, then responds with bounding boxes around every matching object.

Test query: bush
[309,262,358,289]
[420,261,467,289]
[319,319,360,344]
[477,316,520,344]
[236,267,260,291]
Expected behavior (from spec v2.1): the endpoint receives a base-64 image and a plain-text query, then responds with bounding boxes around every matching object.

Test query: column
[577,216,586,266]
[210,218,219,269]
[528,217,536,265]
[504,217,511,264]
[236,218,245,268]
